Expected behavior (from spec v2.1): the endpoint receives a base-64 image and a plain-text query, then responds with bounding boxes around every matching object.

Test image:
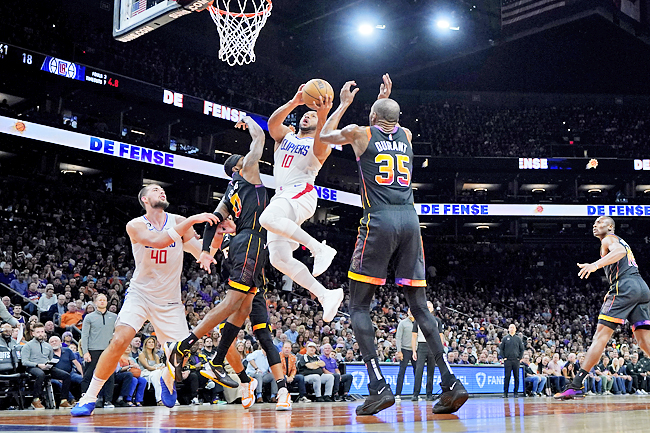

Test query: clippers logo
[48,58,77,79]
[476,372,486,388]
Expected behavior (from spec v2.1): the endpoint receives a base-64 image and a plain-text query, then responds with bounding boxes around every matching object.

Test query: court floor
[0,395,649,433]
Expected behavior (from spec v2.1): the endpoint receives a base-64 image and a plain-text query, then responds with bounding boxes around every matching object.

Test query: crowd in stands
[3,3,650,162]
[3,172,650,410]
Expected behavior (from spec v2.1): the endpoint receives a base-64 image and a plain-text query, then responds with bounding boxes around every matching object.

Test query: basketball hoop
[208,0,272,66]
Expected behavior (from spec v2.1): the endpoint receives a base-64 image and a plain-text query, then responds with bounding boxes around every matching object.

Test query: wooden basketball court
[0,396,649,433]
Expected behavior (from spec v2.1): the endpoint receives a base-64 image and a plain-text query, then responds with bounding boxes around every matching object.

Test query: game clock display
[0,43,120,89]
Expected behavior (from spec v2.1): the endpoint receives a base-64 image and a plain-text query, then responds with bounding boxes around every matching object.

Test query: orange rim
[209,0,272,18]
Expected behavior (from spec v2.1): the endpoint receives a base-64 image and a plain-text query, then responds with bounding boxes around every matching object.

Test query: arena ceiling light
[358,23,374,35]
[435,18,460,31]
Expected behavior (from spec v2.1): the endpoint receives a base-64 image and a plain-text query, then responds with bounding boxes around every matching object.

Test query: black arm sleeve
[201,211,224,252]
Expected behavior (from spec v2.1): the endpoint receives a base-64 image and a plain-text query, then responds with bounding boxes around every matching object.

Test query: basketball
[301,79,334,109]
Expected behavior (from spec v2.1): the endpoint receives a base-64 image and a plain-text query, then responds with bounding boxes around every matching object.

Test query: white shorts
[116,289,189,345]
[267,183,317,247]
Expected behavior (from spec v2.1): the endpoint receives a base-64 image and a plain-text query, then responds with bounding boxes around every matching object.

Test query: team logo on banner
[476,372,486,388]
[48,58,77,79]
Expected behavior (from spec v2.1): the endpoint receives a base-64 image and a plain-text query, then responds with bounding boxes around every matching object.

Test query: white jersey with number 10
[274,133,322,187]
[128,212,184,305]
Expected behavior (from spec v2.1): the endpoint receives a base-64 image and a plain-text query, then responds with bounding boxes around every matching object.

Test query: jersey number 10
[375,154,411,186]
[151,249,167,264]
[281,154,294,168]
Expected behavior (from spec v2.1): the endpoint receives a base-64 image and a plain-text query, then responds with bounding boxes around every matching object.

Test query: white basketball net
[208,0,272,66]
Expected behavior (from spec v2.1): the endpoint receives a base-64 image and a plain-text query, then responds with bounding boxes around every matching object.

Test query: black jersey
[222,172,268,236]
[357,125,414,210]
[603,234,640,285]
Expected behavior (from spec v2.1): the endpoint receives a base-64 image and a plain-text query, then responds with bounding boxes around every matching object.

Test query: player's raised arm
[238,116,266,184]
[377,73,392,100]
[320,81,365,151]
[127,213,219,249]
[267,84,305,143]
[312,95,333,163]
[577,236,627,279]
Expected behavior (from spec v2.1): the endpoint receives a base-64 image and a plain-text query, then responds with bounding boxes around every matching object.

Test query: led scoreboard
[0,43,121,89]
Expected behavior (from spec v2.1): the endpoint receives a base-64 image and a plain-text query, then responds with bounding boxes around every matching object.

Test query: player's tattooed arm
[577,236,626,279]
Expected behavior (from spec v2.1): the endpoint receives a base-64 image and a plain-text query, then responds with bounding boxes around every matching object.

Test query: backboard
[113,0,212,42]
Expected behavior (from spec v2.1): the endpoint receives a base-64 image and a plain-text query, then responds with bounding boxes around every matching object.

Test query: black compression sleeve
[201,211,224,252]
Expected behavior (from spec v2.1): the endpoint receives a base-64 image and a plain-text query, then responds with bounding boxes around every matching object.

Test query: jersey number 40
[375,154,410,186]
[151,249,167,264]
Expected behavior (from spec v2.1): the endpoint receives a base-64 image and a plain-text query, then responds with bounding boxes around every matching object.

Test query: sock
[574,369,589,387]
[276,378,287,390]
[83,375,106,402]
[213,322,239,365]
[237,370,250,384]
[305,238,322,255]
[179,332,198,352]
[291,268,326,299]
[365,357,384,385]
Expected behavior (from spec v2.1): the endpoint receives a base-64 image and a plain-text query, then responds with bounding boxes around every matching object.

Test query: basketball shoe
[432,379,469,414]
[320,287,344,323]
[200,362,239,388]
[70,399,95,417]
[356,383,395,416]
[276,387,292,411]
[312,241,337,277]
[240,377,258,409]
[554,383,585,400]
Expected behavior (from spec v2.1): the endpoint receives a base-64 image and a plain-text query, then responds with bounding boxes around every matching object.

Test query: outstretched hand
[189,212,220,226]
[197,251,217,273]
[577,262,598,279]
[340,81,359,106]
[290,84,306,107]
[377,73,392,100]
[314,94,333,123]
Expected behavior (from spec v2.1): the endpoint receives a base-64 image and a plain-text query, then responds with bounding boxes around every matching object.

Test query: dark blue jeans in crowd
[128,376,148,403]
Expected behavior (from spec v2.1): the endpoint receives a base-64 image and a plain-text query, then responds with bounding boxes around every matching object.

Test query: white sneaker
[298,396,311,403]
[275,387,292,411]
[320,288,344,322]
[240,378,258,409]
[103,403,115,409]
[191,397,200,405]
[312,241,337,277]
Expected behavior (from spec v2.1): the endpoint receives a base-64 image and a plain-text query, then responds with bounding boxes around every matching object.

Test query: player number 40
[375,154,410,186]
[151,249,167,264]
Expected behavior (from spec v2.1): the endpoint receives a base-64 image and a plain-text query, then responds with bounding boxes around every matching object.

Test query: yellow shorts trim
[228,279,257,294]
[348,271,386,285]
[598,314,625,324]
[252,323,268,332]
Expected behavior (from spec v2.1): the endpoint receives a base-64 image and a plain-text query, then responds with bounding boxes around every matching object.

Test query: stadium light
[435,18,460,31]
[358,23,374,36]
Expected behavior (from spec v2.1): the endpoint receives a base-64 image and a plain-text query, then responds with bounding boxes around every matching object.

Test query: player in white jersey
[71,185,224,416]
[258,84,343,322]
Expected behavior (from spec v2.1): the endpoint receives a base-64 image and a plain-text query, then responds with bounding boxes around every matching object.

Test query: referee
[499,324,524,398]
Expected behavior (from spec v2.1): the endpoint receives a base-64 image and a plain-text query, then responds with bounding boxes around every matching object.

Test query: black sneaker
[432,379,469,414]
[200,362,239,389]
[355,384,395,416]
[166,341,189,383]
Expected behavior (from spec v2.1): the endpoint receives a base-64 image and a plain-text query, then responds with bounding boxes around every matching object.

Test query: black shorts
[348,206,426,287]
[249,289,271,333]
[226,230,268,294]
[598,276,650,331]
